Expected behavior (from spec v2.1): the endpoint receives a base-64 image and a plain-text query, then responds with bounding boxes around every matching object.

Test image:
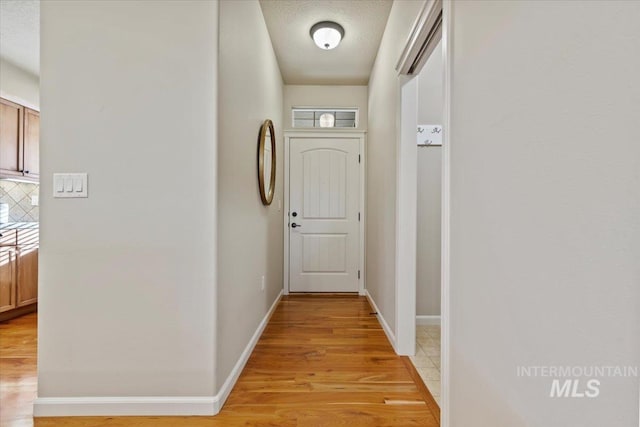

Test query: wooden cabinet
[17,248,38,307]
[0,97,39,182]
[0,228,38,319]
[23,108,40,179]
[0,98,23,178]
[0,247,17,313]
[16,227,38,307]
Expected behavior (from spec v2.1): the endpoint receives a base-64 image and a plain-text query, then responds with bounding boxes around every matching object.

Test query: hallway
[1,295,439,426]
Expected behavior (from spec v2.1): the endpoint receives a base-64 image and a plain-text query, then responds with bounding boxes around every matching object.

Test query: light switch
[53,173,88,198]
[55,176,64,192]
[73,176,83,192]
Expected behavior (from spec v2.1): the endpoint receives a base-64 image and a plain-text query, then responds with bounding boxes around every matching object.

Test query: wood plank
[402,355,441,421]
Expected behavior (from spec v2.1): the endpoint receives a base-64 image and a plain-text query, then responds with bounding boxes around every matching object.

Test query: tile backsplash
[0,180,39,222]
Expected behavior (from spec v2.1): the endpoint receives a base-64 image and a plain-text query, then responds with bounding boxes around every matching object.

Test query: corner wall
[37,0,218,414]
[448,1,640,425]
[367,0,425,339]
[217,0,284,393]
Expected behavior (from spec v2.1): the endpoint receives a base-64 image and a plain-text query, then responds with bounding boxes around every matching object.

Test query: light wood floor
[0,312,38,427]
[1,295,439,426]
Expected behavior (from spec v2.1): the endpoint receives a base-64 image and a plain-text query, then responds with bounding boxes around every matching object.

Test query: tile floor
[410,324,441,406]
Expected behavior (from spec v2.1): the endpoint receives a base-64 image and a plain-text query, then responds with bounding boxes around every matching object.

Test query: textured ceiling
[0,0,392,83]
[259,0,392,85]
[0,0,39,76]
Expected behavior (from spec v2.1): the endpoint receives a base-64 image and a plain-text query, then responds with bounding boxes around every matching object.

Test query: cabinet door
[0,247,17,312]
[17,247,38,307]
[0,98,24,177]
[23,108,40,179]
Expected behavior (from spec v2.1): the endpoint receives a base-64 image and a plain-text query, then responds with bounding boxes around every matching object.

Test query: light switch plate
[53,173,88,198]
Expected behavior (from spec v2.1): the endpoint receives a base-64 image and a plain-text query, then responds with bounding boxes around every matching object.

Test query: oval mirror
[258,119,276,205]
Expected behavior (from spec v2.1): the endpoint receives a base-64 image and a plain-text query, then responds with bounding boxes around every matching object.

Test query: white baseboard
[212,289,283,414]
[365,290,397,352]
[34,290,284,417]
[416,315,441,326]
[33,396,217,417]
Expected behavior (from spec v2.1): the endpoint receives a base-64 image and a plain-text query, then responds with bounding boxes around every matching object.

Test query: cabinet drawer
[0,229,17,246]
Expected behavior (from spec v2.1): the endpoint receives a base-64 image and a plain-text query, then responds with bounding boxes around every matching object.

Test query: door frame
[395,75,418,357]
[283,129,366,296]
[395,0,451,425]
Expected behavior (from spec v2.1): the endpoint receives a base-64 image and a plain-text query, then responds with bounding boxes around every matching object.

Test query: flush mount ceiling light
[310,21,345,50]
[319,113,335,127]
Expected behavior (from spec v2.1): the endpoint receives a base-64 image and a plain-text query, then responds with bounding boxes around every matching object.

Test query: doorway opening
[413,38,444,407]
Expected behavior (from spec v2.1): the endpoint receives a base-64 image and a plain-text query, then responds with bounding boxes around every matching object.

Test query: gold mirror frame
[258,119,276,205]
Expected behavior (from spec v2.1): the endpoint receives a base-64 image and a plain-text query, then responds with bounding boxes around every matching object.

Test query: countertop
[0,222,39,231]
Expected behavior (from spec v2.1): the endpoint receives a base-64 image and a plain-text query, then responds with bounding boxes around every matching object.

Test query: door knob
[291,223,301,228]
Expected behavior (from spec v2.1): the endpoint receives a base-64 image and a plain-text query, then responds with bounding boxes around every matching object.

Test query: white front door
[289,137,360,292]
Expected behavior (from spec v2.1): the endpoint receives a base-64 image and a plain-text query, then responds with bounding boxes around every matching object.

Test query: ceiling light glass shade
[319,113,335,127]
[310,21,345,50]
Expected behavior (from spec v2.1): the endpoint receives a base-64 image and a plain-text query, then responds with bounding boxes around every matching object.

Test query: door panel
[0,248,16,312]
[289,138,359,292]
[0,98,23,177]
[17,248,38,307]
[303,150,347,218]
[302,234,347,272]
[23,108,40,179]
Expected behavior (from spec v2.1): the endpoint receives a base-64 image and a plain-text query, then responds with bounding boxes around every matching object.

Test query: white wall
[283,85,367,130]
[367,0,425,337]
[217,0,284,391]
[448,1,640,426]
[37,0,218,407]
[0,58,39,110]
[416,41,442,316]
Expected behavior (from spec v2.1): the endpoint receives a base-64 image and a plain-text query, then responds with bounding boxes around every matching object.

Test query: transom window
[292,108,358,128]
